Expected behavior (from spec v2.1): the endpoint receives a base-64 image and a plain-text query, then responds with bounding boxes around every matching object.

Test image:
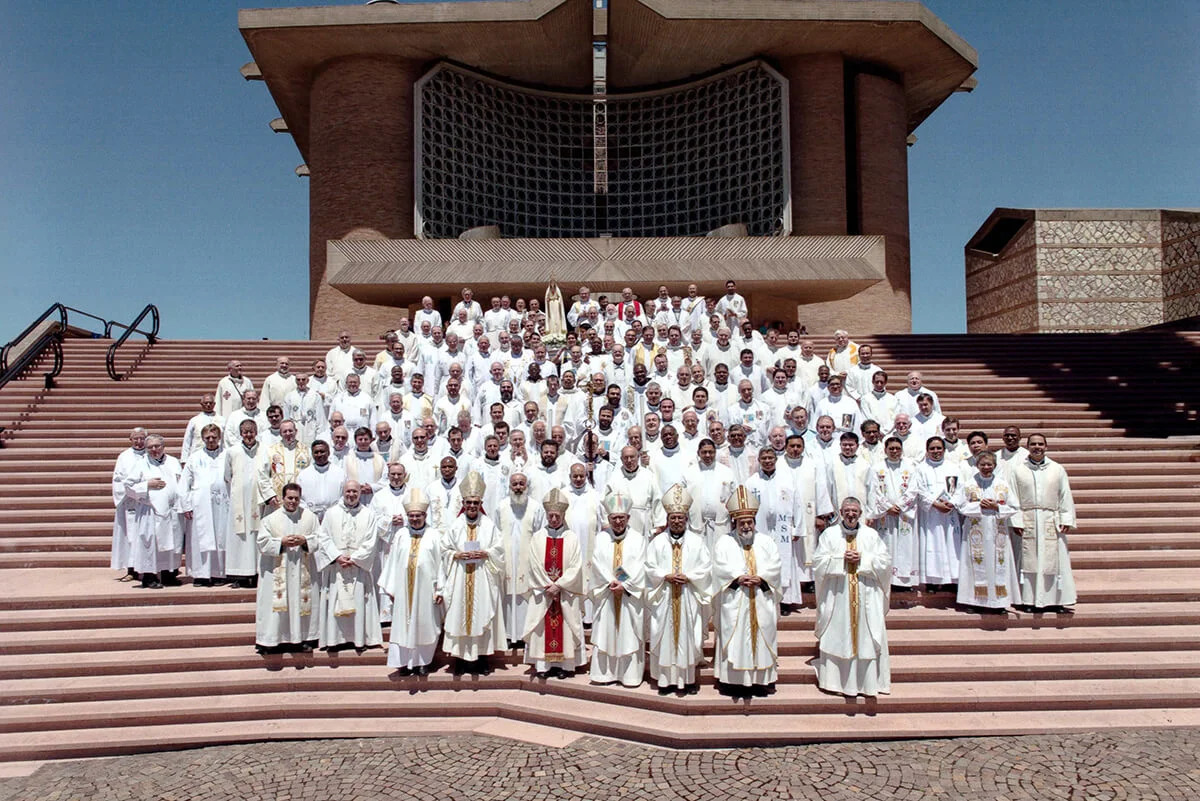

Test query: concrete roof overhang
[240,0,978,160]
[325,234,887,307]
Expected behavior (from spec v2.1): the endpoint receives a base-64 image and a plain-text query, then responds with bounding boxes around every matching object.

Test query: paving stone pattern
[4,728,1200,801]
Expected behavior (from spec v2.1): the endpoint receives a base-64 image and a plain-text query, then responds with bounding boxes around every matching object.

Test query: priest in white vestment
[1010,434,1078,610]
[315,481,383,650]
[496,472,545,645]
[224,419,276,587]
[912,436,962,588]
[262,421,312,502]
[180,395,223,463]
[111,428,147,577]
[215,361,253,419]
[256,483,319,651]
[261,357,297,410]
[712,487,783,695]
[865,437,920,588]
[125,434,183,589]
[284,375,328,446]
[813,497,891,697]
[441,471,508,673]
[644,485,712,694]
[377,488,445,674]
[604,447,665,537]
[523,489,586,678]
[180,424,229,585]
[223,390,268,449]
[954,453,1021,610]
[682,439,735,551]
[588,493,647,687]
[745,448,806,609]
[296,441,345,523]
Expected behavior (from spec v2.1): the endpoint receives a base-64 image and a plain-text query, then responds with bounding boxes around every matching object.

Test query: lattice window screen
[415,62,789,239]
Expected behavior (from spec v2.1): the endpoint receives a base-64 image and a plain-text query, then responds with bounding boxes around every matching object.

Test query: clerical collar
[286,508,303,521]
[344,502,361,513]
[390,484,407,494]
[662,446,679,457]
[570,485,587,494]
[314,463,330,472]
[132,447,146,455]
[926,457,944,466]
[610,530,627,542]
[842,523,860,532]
[669,531,685,541]
[622,468,639,479]
[205,447,221,457]
[698,461,715,470]
[1028,457,1047,469]
[355,449,373,459]
[409,525,426,536]
[786,457,802,468]
[243,443,258,453]
[760,468,775,479]
[484,457,499,466]
[730,446,744,456]
[885,458,901,467]
[149,456,165,466]
[441,478,456,489]
[841,455,858,464]
[873,390,887,398]
[547,525,565,537]
[412,449,428,458]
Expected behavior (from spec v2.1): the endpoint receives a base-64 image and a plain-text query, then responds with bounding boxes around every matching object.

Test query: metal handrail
[106,304,160,380]
[0,303,67,374]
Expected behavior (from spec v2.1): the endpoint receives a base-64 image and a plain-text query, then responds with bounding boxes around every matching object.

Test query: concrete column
[779,54,847,236]
[793,69,912,334]
[308,56,420,341]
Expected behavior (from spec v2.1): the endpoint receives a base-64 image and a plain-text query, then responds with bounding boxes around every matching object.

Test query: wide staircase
[1,332,1198,760]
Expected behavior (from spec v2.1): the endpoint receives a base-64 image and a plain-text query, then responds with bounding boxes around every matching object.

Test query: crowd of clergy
[109,281,1078,698]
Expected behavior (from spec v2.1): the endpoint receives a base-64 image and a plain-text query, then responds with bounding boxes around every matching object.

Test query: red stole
[543,534,565,660]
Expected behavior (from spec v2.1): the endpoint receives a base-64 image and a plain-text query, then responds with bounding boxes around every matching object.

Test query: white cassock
[913,457,963,585]
[815,394,863,437]
[865,458,920,587]
[813,523,891,697]
[474,457,510,517]
[604,468,664,537]
[588,530,648,687]
[649,448,690,495]
[215,375,253,419]
[644,530,712,689]
[325,345,354,384]
[284,389,328,446]
[330,392,376,433]
[954,474,1021,609]
[224,443,274,577]
[828,455,871,510]
[344,451,386,501]
[683,461,735,551]
[261,372,297,411]
[712,533,783,687]
[723,446,756,485]
[845,363,882,401]
[745,470,805,604]
[780,455,835,580]
[425,477,463,533]
[523,527,586,671]
[378,525,445,669]
[223,408,268,449]
[296,463,346,523]
[859,390,897,434]
[180,412,224,462]
[1010,458,1078,608]
[315,502,383,649]
[111,446,145,570]
[256,507,320,646]
[399,450,438,493]
[125,456,184,575]
[496,497,545,640]
[370,482,420,623]
[180,447,230,580]
[441,513,507,659]
[563,486,604,623]
[894,386,941,418]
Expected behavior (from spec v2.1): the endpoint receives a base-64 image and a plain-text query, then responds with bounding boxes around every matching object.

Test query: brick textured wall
[1162,211,1200,322]
[308,56,421,342]
[780,54,847,237]
[966,222,1039,333]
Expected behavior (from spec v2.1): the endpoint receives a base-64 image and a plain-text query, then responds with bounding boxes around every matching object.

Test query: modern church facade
[240,0,978,339]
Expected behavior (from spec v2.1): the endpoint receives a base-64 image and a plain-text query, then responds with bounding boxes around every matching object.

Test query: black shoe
[301,641,316,653]
[453,659,468,676]
[415,665,430,677]
[476,657,492,675]
[553,667,571,680]
[139,575,155,589]
[657,686,674,696]
[686,683,700,695]
[193,578,212,588]
[397,667,412,677]
[146,578,163,590]
[160,571,182,587]
[211,577,228,586]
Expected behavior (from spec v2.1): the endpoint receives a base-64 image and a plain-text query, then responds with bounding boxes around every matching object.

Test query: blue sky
[2,1,1197,342]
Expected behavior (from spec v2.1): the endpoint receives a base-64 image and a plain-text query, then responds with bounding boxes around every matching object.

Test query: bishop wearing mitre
[523,488,586,679]
[712,486,783,696]
[588,492,647,688]
[441,471,507,675]
[644,484,713,695]
[378,488,445,676]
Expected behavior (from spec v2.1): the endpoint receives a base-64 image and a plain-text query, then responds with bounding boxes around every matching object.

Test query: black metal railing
[0,302,161,392]
[106,304,160,380]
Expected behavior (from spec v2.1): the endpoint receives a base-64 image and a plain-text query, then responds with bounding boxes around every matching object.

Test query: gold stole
[406,533,423,618]
[270,515,312,616]
[464,523,477,634]
[743,543,759,661]
[670,540,683,650]
[846,532,859,658]
[612,538,625,630]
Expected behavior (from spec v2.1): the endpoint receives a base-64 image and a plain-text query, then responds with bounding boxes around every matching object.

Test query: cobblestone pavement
[3,728,1199,801]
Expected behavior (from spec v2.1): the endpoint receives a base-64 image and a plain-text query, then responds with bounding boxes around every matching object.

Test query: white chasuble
[441,514,507,659]
[644,530,712,689]
[315,502,383,649]
[224,443,274,576]
[378,526,445,668]
[180,447,230,580]
[813,523,891,697]
[912,457,962,585]
[712,533,782,687]
[126,456,184,575]
[588,531,647,686]
[1010,458,1077,608]
[865,459,919,587]
[256,507,319,646]
[523,528,586,669]
[953,474,1021,609]
[745,471,805,604]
